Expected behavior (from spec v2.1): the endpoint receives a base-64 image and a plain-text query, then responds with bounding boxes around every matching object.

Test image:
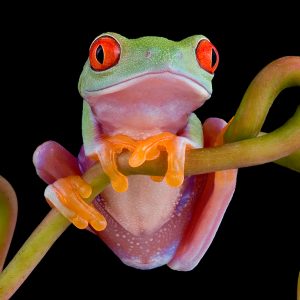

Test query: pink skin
[84,73,210,139]
[169,118,237,271]
[33,118,237,271]
[33,142,81,184]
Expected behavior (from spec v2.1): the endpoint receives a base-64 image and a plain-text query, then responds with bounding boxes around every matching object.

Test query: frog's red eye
[196,39,219,74]
[89,36,121,71]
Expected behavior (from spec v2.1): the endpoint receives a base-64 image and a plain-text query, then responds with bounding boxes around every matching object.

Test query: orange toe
[45,176,107,231]
[96,135,137,192]
[130,133,191,188]
[93,132,195,193]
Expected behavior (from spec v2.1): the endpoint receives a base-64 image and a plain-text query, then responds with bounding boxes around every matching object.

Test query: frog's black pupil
[211,49,217,67]
[96,45,104,64]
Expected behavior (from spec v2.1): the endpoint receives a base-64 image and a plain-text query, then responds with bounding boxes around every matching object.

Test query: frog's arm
[82,101,100,159]
[0,177,17,272]
[82,101,137,192]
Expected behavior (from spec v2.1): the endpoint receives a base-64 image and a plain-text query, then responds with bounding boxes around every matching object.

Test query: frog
[33,33,237,271]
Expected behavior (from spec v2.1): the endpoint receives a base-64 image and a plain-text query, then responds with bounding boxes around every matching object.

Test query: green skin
[0,32,299,299]
[79,33,213,94]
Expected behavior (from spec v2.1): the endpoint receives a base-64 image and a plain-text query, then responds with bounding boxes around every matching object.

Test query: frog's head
[78,33,219,138]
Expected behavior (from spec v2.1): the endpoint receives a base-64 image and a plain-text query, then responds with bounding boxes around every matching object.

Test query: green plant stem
[0,177,17,273]
[0,172,109,299]
[225,56,300,142]
[275,149,300,172]
[297,272,300,300]
[224,56,300,172]
[0,210,69,299]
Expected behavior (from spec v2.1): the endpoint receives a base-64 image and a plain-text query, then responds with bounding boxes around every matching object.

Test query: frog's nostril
[145,50,152,58]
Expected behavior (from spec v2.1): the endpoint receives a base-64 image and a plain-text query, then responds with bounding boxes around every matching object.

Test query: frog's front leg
[89,135,137,192]
[129,113,202,186]
[33,141,106,231]
[129,133,194,187]
[82,101,139,192]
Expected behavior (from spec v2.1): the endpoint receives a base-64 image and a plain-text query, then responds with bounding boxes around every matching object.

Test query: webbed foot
[44,175,107,231]
[92,135,137,192]
[129,133,196,187]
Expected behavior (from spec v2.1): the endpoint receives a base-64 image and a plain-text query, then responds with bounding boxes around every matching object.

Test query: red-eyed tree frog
[33,32,237,271]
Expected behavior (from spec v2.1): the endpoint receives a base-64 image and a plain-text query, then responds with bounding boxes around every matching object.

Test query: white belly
[101,175,181,236]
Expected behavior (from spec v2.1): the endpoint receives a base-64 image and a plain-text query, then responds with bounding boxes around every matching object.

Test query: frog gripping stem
[42,133,196,231]
[94,135,137,192]
[45,176,107,231]
[96,132,198,192]
[129,133,195,187]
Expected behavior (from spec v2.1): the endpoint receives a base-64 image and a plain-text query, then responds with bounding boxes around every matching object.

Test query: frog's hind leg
[168,118,238,271]
[33,141,81,184]
[33,141,106,231]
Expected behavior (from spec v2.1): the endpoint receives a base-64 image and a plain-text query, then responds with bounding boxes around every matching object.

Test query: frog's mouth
[83,72,211,139]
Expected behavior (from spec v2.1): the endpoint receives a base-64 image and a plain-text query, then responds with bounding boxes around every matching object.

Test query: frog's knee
[33,141,81,184]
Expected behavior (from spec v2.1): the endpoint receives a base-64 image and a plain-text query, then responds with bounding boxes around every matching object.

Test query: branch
[0,177,17,272]
[225,56,300,141]
[0,57,299,299]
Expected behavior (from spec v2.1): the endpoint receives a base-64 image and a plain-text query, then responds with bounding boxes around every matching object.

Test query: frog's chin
[83,72,211,139]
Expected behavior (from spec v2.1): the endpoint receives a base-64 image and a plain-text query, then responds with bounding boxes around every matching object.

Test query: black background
[0,6,299,300]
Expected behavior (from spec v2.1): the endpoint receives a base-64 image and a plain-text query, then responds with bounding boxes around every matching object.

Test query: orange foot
[93,135,137,192]
[44,175,107,231]
[129,133,195,187]
[89,133,196,193]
